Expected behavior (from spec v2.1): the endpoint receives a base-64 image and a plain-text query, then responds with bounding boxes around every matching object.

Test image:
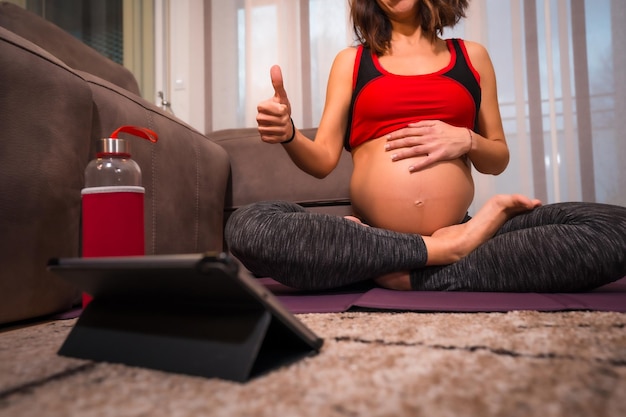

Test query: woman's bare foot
[376,194,540,291]
[368,195,539,291]
[424,194,541,265]
[344,215,369,225]
[374,271,412,290]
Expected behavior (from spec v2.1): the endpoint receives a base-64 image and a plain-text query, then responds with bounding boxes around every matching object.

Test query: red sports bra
[344,38,481,151]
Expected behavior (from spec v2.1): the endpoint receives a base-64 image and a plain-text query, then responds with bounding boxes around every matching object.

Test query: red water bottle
[81,126,158,308]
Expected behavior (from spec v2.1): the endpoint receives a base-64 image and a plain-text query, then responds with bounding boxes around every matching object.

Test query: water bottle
[81,129,156,308]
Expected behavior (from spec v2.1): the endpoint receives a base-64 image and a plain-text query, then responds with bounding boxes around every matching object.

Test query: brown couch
[208,128,353,225]
[0,3,230,325]
[0,2,354,326]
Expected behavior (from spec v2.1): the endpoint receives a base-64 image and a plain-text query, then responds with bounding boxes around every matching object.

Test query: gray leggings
[224,200,626,292]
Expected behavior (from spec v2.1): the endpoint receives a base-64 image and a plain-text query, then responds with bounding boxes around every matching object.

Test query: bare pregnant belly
[350,138,475,236]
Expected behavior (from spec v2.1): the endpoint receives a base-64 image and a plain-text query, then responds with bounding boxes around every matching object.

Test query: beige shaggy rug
[1,310,625,417]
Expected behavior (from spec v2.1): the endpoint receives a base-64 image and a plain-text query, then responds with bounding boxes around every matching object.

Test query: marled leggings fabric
[224,200,626,292]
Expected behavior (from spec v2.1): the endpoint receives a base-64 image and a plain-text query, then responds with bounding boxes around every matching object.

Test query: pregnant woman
[225,0,626,292]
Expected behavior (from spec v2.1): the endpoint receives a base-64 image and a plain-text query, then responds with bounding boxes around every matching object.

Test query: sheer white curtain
[211,0,350,129]
[209,0,625,208]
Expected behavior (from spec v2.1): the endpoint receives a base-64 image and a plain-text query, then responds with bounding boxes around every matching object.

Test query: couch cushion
[0,2,141,96]
[209,128,354,217]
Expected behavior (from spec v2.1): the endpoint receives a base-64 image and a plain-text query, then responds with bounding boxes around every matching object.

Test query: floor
[1,310,625,417]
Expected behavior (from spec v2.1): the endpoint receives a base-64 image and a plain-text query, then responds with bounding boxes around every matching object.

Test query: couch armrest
[208,128,354,218]
[0,27,90,324]
[80,71,230,254]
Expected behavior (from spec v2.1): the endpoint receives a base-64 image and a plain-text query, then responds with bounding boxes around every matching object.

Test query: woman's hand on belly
[350,137,474,235]
[384,120,472,172]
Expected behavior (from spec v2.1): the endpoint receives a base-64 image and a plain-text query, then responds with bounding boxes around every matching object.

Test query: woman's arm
[256,48,355,179]
[464,40,509,175]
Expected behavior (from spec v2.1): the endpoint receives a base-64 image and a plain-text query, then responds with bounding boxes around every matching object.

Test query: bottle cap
[99,138,130,155]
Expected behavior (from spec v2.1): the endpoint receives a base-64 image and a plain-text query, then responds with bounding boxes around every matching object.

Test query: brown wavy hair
[350,0,469,54]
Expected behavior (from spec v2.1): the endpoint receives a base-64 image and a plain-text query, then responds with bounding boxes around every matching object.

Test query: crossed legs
[226,195,626,292]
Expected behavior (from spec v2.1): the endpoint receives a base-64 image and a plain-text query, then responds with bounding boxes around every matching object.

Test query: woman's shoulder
[451,38,494,78]
[334,46,360,63]
[456,39,491,63]
[330,46,360,73]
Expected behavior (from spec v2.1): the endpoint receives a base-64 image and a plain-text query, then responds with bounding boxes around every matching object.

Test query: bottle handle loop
[109,126,159,143]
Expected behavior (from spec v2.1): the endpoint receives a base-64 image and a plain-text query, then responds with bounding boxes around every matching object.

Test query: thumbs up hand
[257,65,295,144]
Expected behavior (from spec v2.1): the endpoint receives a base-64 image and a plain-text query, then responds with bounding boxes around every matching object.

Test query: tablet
[47,252,323,380]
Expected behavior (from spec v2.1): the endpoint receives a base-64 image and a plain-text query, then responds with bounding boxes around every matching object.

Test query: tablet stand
[59,299,314,382]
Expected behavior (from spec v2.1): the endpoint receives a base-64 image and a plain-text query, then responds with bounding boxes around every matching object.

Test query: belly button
[414,200,424,207]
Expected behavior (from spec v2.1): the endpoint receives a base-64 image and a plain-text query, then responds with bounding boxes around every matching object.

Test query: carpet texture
[1,310,625,417]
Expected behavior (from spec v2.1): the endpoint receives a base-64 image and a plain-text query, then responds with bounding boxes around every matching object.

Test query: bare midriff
[350,137,474,236]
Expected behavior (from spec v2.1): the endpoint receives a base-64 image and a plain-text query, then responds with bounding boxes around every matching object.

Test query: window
[26,0,123,63]
[24,0,155,101]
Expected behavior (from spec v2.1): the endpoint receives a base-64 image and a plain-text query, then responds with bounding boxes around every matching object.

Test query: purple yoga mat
[259,277,626,314]
[56,277,626,320]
